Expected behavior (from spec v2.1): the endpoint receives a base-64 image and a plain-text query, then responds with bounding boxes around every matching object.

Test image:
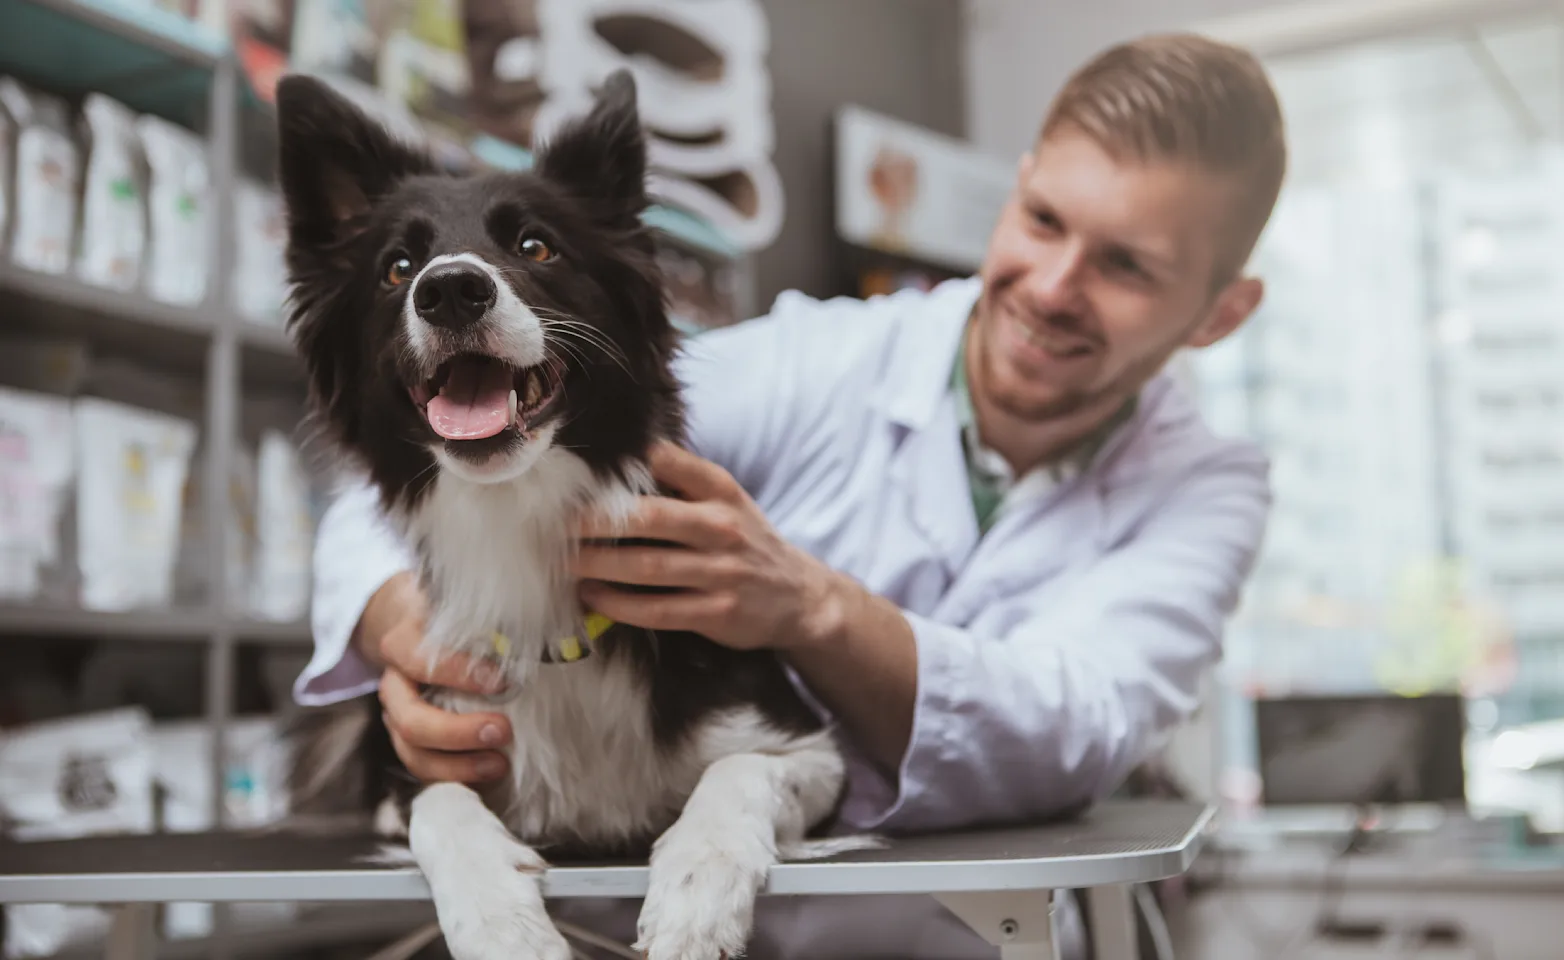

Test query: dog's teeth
[507,388,518,426]
[524,370,542,407]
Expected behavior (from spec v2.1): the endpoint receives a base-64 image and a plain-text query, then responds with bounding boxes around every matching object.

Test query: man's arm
[577,442,1270,832]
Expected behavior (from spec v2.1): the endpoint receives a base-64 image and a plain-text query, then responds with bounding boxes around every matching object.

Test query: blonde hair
[1041,33,1288,283]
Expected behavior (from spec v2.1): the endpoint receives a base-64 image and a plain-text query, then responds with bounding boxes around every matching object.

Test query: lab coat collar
[871,276,982,430]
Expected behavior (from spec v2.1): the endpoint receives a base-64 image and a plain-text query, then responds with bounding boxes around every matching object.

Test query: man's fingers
[388,726,508,784]
[379,669,513,754]
[646,441,744,503]
[579,497,742,550]
[574,544,737,588]
[378,621,508,694]
[579,581,734,633]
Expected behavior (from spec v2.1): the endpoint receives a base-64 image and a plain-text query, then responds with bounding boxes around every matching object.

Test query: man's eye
[1031,209,1062,232]
[1104,250,1148,280]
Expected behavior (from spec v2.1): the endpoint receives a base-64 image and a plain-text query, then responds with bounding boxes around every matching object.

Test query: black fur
[275,71,827,855]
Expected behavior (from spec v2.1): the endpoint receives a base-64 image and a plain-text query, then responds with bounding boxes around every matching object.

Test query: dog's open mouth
[409,354,559,441]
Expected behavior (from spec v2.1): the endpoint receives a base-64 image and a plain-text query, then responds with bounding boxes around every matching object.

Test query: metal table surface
[0,800,1214,960]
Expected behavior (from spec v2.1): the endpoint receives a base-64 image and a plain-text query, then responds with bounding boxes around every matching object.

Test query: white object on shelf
[0,707,156,960]
[0,77,80,276]
[0,387,75,602]
[153,717,297,940]
[74,93,148,292]
[232,178,289,324]
[137,113,211,306]
[250,430,313,622]
[72,397,198,612]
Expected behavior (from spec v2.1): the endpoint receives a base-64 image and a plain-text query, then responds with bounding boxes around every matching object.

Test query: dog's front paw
[635,817,773,960]
[439,877,572,960]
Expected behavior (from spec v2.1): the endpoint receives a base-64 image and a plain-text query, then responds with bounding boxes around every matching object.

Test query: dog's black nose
[413,263,497,328]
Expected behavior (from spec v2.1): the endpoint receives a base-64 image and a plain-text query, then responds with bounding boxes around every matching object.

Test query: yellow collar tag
[489,613,615,665]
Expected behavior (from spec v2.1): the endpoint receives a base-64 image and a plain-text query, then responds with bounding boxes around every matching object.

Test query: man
[296,32,1285,959]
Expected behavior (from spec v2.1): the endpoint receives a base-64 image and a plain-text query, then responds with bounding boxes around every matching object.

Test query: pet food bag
[0,91,13,248]
[0,708,155,959]
[74,94,147,291]
[0,77,80,275]
[172,438,254,610]
[250,430,312,621]
[153,718,296,939]
[0,387,75,602]
[73,397,198,611]
[232,179,288,322]
[136,114,209,305]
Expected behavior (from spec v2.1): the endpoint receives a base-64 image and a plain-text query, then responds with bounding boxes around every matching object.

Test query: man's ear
[535,69,647,221]
[1188,276,1264,349]
[274,74,432,253]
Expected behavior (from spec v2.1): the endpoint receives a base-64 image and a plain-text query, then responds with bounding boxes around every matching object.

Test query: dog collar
[488,612,615,665]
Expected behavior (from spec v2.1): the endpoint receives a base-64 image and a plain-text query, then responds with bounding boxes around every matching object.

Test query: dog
[273,70,871,960]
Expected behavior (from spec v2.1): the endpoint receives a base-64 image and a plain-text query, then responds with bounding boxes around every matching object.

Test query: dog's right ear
[274,74,431,253]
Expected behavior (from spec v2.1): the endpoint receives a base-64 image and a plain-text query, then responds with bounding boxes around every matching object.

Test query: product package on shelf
[172,439,254,611]
[232,179,289,324]
[0,387,75,603]
[72,398,198,612]
[136,114,210,306]
[0,77,81,275]
[0,708,156,960]
[251,430,313,622]
[73,94,147,292]
[0,95,11,249]
[152,717,296,940]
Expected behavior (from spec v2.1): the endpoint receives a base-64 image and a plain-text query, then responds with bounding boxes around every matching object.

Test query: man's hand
[574,441,918,770]
[574,441,845,653]
[355,572,513,784]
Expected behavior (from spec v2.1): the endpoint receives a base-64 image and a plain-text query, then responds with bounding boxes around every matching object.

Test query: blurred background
[1,0,1563,957]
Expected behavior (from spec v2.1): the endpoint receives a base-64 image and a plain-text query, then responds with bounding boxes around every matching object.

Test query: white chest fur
[402,447,645,676]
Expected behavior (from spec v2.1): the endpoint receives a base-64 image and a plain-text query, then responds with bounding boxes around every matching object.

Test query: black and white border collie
[275,71,869,960]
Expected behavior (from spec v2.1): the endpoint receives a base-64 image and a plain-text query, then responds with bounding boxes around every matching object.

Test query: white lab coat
[296,276,1271,958]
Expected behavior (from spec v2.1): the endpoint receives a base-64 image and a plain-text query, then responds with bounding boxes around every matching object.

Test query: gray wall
[752,0,966,308]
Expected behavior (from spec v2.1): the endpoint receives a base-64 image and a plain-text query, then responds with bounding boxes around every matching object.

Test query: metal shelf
[0,261,213,343]
[0,604,215,641]
[0,605,311,645]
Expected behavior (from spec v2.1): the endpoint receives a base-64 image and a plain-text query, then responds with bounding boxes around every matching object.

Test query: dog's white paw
[437,871,571,960]
[634,817,773,960]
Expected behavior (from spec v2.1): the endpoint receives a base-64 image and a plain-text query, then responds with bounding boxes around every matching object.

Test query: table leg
[934,889,1059,960]
[1084,884,1139,960]
[104,904,156,960]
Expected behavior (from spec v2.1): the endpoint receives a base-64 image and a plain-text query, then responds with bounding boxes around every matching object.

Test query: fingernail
[479,723,504,747]
[478,757,506,779]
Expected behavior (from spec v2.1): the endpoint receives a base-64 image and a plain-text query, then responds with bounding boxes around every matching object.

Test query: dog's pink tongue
[426,357,511,440]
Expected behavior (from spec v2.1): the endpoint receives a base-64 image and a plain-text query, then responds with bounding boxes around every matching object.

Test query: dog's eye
[385,256,414,287]
[519,237,556,263]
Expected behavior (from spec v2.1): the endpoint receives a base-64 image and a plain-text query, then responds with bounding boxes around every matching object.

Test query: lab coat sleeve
[848,446,1271,833]
[291,479,417,706]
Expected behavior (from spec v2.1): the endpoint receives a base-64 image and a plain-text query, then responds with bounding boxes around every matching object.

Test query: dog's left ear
[274,74,432,252]
[536,69,648,220]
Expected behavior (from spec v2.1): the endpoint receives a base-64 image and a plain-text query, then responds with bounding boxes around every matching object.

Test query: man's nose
[1022,244,1089,309]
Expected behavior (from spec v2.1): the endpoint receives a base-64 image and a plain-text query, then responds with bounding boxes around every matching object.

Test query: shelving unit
[0,2,755,957]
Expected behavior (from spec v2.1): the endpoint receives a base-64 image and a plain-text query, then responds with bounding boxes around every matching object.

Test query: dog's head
[276,70,682,503]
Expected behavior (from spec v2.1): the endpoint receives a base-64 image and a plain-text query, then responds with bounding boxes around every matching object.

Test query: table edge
[0,804,1215,903]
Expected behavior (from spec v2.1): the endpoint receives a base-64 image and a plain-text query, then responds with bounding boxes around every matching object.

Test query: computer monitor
[1254,693,1467,808]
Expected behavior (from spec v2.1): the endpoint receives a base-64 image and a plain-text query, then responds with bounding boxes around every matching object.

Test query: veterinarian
[296,32,1285,960]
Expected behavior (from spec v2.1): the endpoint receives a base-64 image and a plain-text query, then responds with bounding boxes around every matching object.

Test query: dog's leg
[409,782,571,960]
[635,732,845,960]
